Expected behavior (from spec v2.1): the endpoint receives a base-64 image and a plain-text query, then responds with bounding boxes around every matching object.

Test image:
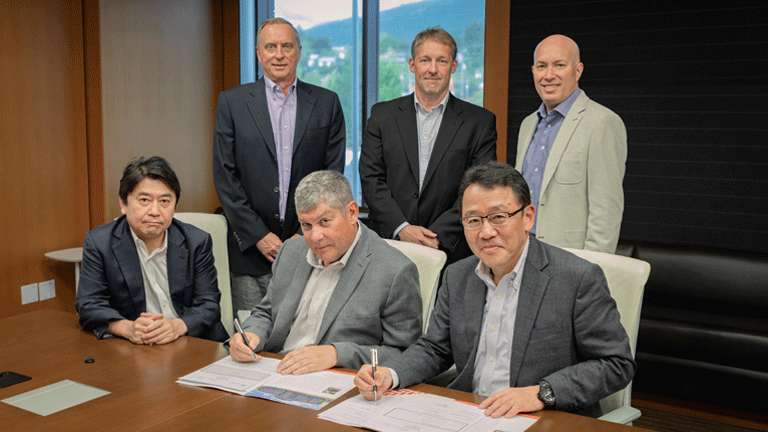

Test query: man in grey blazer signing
[355,162,634,418]
[229,171,422,375]
[213,18,345,316]
[515,35,627,253]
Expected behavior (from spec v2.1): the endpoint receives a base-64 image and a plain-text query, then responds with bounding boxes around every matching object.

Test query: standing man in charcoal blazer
[360,27,496,265]
[515,34,626,253]
[355,162,634,419]
[229,171,422,375]
[213,18,345,316]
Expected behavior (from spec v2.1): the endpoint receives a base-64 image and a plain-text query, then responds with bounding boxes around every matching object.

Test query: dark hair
[119,156,181,204]
[458,162,531,211]
[411,27,457,61]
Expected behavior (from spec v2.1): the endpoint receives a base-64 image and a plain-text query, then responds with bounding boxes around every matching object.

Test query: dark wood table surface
[0,310,652,432]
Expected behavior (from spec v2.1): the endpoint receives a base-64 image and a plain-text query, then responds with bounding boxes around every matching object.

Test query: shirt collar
[129,223,168,258]
[474,236,530,289]
[264,74,297,98]
[414,91,450,114]
[306,221,363,269]
[537,87,581,121]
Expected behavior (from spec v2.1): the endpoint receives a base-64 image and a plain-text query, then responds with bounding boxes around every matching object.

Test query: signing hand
[230,331,262,363]
[277,345,338,375]
[478,385,544,419]
[397,225,440,249]
[354,365,393,400]
[256,232,283,262]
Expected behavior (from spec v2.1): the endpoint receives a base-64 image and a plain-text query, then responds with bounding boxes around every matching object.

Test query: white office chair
[562,247,651,425]
[174,213,234,337]
[384,239,447,333]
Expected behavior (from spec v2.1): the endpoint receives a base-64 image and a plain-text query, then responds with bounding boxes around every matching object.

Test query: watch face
[538,382,555,406]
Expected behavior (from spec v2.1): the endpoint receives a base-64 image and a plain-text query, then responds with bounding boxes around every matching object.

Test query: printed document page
[177,356,355,410]
[318,391,538,432]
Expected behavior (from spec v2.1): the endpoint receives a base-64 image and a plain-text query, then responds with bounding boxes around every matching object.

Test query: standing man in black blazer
[213,18,346,315]
[360,27,496,265]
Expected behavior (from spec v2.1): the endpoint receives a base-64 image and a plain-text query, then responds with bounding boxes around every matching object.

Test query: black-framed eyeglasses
[460,205,527,230]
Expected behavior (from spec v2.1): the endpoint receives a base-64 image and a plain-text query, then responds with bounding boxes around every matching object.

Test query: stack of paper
[318,391,538,432]
[177,356,355,410]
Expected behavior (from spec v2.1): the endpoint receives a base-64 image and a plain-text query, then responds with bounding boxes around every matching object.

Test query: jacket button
[274,187,279,193]
[274,214,280,220]
[413,193,419,199]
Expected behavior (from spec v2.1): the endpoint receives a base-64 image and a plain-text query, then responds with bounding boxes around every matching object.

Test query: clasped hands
[109,312,187,345]
[397,225,440,249]
[229,332,338,375]
[354,365,544,418]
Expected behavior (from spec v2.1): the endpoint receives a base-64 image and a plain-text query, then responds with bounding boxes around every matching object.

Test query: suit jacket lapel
[246,79,277,160]
[270,257,314,344]
[111,219,146,314]
[458,272,488,386]
[541,91,588,194]
[395,95,420,185]
[509,236,550,386]
[166,224,188,312]
[516,115,537,171]
[315,225,371,342]
[293,80,317,152]
[423,93,462,190]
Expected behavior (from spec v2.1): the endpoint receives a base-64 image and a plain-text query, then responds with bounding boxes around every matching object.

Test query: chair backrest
[562,247,650,415]
[174,213,233,337]
[384,239,447,333]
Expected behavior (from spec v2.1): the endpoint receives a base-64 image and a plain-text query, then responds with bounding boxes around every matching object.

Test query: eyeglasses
[460,205,527,230]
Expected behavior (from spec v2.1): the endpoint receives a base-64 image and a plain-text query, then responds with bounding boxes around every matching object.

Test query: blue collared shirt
[522,88,581,234]
[264,75,298,222]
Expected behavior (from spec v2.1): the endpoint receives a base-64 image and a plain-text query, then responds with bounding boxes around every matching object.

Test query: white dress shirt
[471,239,529,396]
[130,229,179,320]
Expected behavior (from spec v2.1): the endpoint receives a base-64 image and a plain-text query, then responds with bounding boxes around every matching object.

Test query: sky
[276,0,424,30]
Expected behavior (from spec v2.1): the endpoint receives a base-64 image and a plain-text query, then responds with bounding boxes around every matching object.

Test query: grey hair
[257,18,301,48]
[295,171,354,214]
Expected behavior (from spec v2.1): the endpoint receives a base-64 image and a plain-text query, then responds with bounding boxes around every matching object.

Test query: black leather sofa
[616,241,768,413]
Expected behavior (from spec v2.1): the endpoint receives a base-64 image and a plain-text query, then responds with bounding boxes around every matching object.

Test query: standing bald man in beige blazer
[515,35,626,253]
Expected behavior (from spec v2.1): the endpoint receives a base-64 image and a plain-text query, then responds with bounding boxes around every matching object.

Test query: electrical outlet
[21,283,39,304]
[39,279,56,300]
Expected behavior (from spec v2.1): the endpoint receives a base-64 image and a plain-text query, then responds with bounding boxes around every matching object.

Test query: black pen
[233,318,258,360]
[371,348,378,401]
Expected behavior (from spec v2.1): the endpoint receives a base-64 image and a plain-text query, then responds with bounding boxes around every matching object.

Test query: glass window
[246,0,485,204]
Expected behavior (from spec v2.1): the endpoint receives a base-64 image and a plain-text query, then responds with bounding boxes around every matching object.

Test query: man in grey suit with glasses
[355,162,634,419]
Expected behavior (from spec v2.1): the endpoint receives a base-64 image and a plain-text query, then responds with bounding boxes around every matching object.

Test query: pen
[371,348,378,401]
[233,318,258,360]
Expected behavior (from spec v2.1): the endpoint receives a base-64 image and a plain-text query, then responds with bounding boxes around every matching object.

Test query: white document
[318,392,538,432]
[177,356,355,410]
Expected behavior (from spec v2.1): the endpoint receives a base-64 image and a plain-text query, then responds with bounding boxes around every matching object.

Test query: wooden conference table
[0,310,652,432]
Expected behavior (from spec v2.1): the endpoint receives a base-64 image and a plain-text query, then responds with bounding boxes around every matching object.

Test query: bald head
[534,34,580,65]
[531,34,584,113]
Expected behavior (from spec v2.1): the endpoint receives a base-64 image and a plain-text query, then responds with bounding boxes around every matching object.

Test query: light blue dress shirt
[264,75,298,222]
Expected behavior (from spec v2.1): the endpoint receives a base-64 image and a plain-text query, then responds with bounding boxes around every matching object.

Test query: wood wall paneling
[0,0,89,318]
[484,0,511,162]
[100,0,221,220]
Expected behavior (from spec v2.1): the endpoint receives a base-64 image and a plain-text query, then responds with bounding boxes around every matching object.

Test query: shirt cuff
[390,368,401,389]
[393,222,410,240]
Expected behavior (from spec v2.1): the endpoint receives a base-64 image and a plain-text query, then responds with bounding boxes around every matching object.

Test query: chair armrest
[598,405,641,425]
